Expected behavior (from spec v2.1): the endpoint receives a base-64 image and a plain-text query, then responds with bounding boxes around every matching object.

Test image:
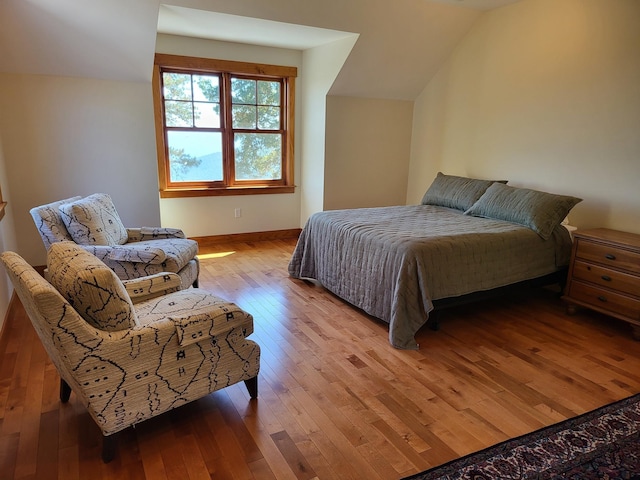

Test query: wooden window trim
[152,54,297,198]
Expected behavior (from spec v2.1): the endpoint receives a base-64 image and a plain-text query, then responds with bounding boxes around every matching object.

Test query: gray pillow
[421,172,507,211]
[464,183,582,240]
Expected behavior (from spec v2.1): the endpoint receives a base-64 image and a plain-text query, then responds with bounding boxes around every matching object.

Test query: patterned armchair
[0,242,260,462]
[30,193,199,288]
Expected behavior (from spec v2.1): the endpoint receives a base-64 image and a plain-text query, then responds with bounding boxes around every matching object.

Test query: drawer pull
[605,253,616,260]
[601,275,612,282]
[597,295,608,302]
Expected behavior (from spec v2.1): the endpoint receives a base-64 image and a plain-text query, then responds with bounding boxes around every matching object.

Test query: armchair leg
[60,378,71,403]
[244,376,258,399]
[102,433,117,463]
[193,278,199,288]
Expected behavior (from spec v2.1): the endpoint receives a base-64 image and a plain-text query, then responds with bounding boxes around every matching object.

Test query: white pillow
[59,193,128,245]
[47,242,136,331]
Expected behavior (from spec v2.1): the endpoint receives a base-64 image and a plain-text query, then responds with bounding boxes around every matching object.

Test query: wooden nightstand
[562,228,640,340]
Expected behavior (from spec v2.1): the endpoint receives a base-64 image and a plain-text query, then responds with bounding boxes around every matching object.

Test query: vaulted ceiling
[0,0,523,101]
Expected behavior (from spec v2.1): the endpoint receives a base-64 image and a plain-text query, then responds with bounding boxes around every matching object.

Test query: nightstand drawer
[569,281,640,320]
[576,239,640,275]
[572,260,640,297]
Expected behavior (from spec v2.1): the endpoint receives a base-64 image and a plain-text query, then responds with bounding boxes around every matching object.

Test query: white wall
[325,96,413,210]
[0,73,160,266]
[408,0,640,234]
[299,36,358,223]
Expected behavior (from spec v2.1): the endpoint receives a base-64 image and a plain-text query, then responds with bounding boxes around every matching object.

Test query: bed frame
[428,268,568,330]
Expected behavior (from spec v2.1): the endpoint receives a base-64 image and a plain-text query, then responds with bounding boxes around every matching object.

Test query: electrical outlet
[234,208,241,218]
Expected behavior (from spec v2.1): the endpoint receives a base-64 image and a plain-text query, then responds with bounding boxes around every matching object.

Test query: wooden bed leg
[429,311,441,331]
[60,378,71,403]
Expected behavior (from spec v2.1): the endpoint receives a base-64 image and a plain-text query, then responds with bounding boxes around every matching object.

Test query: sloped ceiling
[0,0,160,82]
[157,7,358,51]
[428,0,522,9]
[0,0,522,100]
[159,0,485,100]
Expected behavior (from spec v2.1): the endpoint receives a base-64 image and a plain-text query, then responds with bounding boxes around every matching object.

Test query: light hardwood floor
[1,238,640,479]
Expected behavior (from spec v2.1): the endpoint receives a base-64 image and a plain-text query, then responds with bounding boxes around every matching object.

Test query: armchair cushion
[47,242,136,331]
[80,239,198,284]
[59,193,128,246]
[107,244,167,264]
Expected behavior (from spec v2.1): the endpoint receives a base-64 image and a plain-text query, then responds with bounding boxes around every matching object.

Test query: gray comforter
[288,205,572,350]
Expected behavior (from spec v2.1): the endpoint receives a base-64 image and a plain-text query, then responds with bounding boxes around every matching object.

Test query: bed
[288,173,582,350]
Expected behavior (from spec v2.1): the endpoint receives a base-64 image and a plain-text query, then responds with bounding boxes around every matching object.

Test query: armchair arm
[122,273,182,302]
[173,305,254,347]
[126,227,186,243]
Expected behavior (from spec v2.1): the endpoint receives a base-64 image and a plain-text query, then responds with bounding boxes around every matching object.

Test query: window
[152,54,297,197]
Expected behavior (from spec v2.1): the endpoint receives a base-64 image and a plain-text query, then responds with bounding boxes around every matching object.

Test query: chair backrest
[0,251,107,390]
[30,196,82,250]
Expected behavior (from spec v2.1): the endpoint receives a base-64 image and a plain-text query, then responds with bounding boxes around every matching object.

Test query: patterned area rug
[403,393,640,480]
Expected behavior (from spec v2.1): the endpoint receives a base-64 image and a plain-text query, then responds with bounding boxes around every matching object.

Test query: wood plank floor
[1,238,640,479]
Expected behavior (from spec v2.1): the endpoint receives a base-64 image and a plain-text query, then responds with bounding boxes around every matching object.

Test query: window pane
[232,78,256,104]
[258,81,280,106]
[165,101,193,127]
[232,105,256,129]
[194,102,221,128]
[234,133,282,180]
[163,73,192,100]
[193,75,219,102]
[258,106,280,130]
[167,131,223,182]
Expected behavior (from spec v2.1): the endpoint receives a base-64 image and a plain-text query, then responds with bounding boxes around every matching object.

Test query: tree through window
[152,54,297,197]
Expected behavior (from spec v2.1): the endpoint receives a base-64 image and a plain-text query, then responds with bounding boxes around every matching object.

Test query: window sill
[160,185,295,199]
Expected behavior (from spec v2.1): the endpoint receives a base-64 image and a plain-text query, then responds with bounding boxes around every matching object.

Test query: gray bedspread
[288,205,572,350]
